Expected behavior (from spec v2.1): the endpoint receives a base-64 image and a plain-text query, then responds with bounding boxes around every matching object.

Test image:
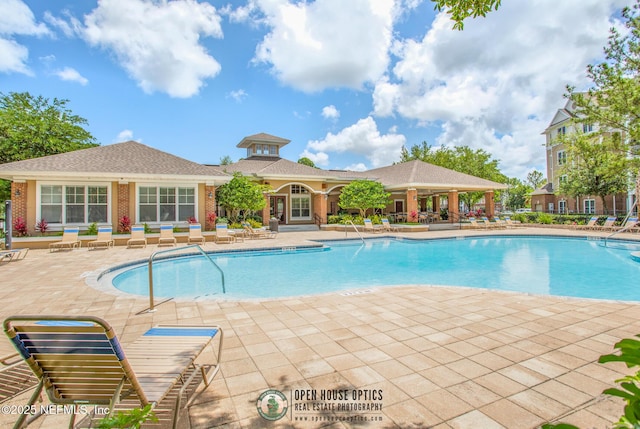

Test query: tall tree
[216,172,268,222]
[339,180,391,218]
[0,92,97,203]
[219,155,233,165]
[503,177,531,210]
[567,1,640,209]
[400,142,507,210]
[557,131,629,214]
[526,170,546,190]
[297,157,316,168]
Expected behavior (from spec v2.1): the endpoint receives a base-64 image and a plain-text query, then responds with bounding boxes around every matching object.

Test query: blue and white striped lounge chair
[127,225,147,248]
[3,315,223,429]
[158,224,177,246]
[88,226,114,249]
[187,223,206,245]
[49,227,81,252]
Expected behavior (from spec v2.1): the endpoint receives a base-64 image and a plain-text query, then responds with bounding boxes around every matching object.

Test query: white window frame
[559,200,567,214]
[36,182,110,226]
[136,184,198,224]
[290,185,311,220]
[557,150,567,166]
[584,199,596,214]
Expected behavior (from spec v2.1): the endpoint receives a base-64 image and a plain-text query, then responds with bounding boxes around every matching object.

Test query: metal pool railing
[145,244,225,312]
[345,220,365,244]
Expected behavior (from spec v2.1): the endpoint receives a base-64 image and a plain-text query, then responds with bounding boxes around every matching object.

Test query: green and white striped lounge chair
[3,315,223,429]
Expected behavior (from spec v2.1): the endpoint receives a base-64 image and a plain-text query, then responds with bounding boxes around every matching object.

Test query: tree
[526,170,546,190]
[297,157,316,168]
[432,0,502,30]
[0,92,97,202]
[557,131,629,214]
[339,180,391,218]
[399,142,507,210]
[567,1,640,210]
[219,155,233,165]
[502,177,531,210]
[216,172,269,222]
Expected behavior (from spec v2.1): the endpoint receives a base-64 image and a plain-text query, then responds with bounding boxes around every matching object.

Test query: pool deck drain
[0,226,639,428]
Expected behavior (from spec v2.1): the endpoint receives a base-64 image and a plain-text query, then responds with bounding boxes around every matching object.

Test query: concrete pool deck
[1,226,640,428]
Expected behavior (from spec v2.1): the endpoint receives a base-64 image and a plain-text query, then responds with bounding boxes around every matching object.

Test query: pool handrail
[604,201,638,247]
[147,245,225,312]
[345,220,365,244]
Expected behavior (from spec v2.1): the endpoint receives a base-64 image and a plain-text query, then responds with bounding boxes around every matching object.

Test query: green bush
[86,222,98,235]
[537,213,554,224]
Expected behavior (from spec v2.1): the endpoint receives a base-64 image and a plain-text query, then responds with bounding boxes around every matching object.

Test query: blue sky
[0,0,630,179]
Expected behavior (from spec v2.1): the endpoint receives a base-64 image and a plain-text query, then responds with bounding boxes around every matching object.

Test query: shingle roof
[237,133,291,148]
[366,160,507,191]
[224,157,364,180]
[0,141,228,179]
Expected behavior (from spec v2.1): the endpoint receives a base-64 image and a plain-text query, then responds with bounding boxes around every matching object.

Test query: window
[290,185,310,219]
[559,200,567,214]
[557,150,567,166]
[138,186,196,223]
[557,126,566,136]
[269,145,277,155]
[39,184,108,224]
[584,199,595,214]
[559,174,568,185]
[583,123,593,133]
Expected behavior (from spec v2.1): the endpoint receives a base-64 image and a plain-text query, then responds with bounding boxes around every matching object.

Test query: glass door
[270,196,286,223]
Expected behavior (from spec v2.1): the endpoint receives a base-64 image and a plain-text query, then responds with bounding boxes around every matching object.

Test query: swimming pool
[108,236,640,301]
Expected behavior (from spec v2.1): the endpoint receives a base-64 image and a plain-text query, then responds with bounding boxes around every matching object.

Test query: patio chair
[481,216,501,229]
[158,224,177,246]
[575,216,599,230]
[88,226,114,250]
[467,217,485,229]
[381,218,399,232]
[0,352,38,404]
[593,216,618,232]
[0,248,28,263]
[214,224,235,244]
[3,315,223,429]
[49,227,81,252]
[242,222,277,239]
[127,225,147,248]
[612,217,638,233]
[362,218,383,233]
[187,223,206,245]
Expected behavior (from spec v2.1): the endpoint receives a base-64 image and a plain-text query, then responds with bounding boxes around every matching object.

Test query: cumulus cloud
[55,67,88,85]
[299,149,329,167]
[227,89,248,102]
[373,0,628,177]
[321,105,340,120]
[305,116,406,168]
[79,0,223,98]
[250,0,395,92]
[0,0,50,74]
[115,129,138,142]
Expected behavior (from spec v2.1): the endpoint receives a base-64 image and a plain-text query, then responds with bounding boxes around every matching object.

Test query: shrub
[187,216,197,224]
[537,213,554,224]
[205,212,217,231]
[35,218,49,235]
[13,217,27,236]
[87,222,98,235]
[143,223,152,234]
[119,215,131,233]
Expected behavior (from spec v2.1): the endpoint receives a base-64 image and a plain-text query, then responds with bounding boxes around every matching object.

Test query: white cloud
[80,0,223,98]
[299,149,329,167]
[55,67,88,85]
[115,129,137,142]
[227,89,248,102]
[306,116,406,168]
[251,0,395,92]
[373,0,628,177]
[344,163,368,172]
[0,0,50,74]
[321,105,340,120]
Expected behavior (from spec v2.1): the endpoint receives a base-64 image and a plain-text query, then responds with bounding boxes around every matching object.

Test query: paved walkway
[1,227,639,428]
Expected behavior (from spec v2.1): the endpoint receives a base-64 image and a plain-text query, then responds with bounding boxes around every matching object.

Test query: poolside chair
[158,224,177,246]
[187,223,206,245]
[214,224,235,244]
[0,352,38,404]
[467,217,485,229]
[88,226,114,250]
[612,217,639,233]
[362,218,383,233]
[575,216,599,230]
[481,216,501,229]
[381,218,399,232]
[0,248,28,263]
[49,227,81,252]
[593,216,618,232]
[242,222,277,239]
[127,225,147,248]
[3,315,223,429]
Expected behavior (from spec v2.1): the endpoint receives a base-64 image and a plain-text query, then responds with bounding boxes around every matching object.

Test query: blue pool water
[110,236,640,301]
